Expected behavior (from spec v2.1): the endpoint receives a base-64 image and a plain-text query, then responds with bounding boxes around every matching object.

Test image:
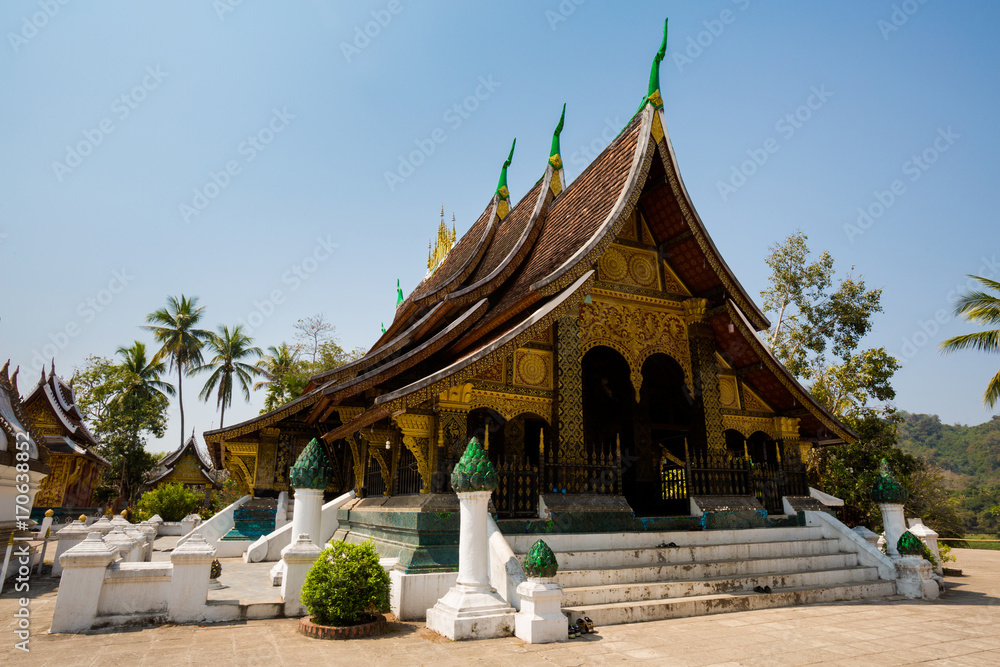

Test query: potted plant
[298,540,391,639]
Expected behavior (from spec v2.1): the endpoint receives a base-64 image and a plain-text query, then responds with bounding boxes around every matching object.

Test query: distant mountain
[897,412,1000,485]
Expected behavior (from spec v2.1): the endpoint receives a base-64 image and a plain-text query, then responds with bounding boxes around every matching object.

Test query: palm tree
[941,275,1000,408]
[114,341,175,408]
[144,295,213,446]
[254,343,299,411]
[194,324,263,429]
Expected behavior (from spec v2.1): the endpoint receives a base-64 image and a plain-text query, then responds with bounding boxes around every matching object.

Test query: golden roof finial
[428,205,456,275]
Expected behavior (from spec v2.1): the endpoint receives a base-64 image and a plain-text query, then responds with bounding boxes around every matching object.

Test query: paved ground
[2,549,999,666]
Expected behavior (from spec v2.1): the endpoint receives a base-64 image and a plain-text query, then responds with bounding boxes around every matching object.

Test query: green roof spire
[495,138,516,220]
[396,278,404,307]
[289,438,332,490]
[646,18,668,109]
[548,103,566,170]
[381,322,385,334]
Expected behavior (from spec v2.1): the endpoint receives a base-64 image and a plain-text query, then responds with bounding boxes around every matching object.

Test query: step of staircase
[562,581,897,627]
[510,525,895,627]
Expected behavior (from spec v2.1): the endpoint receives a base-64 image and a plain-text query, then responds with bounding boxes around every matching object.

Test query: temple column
[426,439,514,640]
[554,315,584,465]
[286,439,332,549]
[393,413,436,494]
[683,298,726,460]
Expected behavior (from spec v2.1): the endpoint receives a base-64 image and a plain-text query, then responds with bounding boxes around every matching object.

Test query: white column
[878,503,907,557]
[168,533,216,622]
[51,518,89,577]
[426,490,514,640]
[138,521,158,562]
[515,578,566,644]
[908,519,943,575]
[289,488,324,550]
[50,532,118,633]
[281,533,322,617]
[457,491,490,588]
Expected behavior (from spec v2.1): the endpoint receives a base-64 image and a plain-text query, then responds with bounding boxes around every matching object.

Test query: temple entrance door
[582,346,635,499]
[637,354,692,516]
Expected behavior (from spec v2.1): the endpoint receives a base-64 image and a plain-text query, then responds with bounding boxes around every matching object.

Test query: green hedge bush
[300,540,391,626]
[135,482,204,522]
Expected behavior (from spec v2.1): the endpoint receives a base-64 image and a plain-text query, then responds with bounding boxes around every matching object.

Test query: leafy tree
[71,354,170,507]
[762,231,897,419]
[136,482,203,521]
[761,233,959,534]
[254,343,300,413]
[193,324,262,428]
[940,275,1000,408]
[144,295,213,447]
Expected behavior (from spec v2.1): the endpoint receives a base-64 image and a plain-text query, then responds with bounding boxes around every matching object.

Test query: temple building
[204,22,854,570]
[0,362,49,544]
[144,433,221,505]
[25,363,107,511]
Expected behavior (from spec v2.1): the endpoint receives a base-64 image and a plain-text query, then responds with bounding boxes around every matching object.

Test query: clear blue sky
[2,1,998,454]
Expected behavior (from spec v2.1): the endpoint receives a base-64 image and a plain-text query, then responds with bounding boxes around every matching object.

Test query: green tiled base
[333,494,461,574]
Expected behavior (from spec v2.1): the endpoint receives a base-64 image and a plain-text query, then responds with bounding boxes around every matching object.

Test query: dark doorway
[637,353,691,516]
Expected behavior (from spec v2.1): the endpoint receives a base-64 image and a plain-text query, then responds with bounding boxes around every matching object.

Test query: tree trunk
[220,396,226,430]
[178,364,185,448]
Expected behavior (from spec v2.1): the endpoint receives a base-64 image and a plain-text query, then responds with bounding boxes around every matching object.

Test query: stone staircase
[507,525,895,627]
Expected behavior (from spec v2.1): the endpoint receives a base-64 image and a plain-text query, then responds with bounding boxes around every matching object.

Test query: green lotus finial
[289,438,332,490]
[646,18,668,109]
[871,459,909,504]
[450,437,498,492]
[523,539,559,578]
[496,138,516,201]
[897,530,925,557]
[548,104,566,170]
[396,279,404,307]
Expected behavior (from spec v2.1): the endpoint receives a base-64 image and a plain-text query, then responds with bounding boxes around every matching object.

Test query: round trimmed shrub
[300,540,391,626]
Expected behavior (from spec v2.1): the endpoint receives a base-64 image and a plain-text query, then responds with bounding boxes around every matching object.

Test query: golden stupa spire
[427,205,455,275]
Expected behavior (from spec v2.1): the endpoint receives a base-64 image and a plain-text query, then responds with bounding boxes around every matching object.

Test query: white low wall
[803,510,897,580]
[390,569,458,621]
[176,495,250,549]
[487,516,525,611]
[245,490,355,563]
[155,522,186,536]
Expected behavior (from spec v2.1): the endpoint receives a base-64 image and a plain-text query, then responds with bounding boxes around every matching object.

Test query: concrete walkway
[3,549,999,666]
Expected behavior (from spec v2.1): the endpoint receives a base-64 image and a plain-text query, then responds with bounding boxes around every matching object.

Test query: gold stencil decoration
[718,375,739,409]
[476,361,505,384]
[616,211,637,241]
[640,213,657,246]
[579,298,692,393]
[661,260,690,295]
[514,349,552,389]
[743,386,773,413]
[599,247,628,282]
[628,253,657,288]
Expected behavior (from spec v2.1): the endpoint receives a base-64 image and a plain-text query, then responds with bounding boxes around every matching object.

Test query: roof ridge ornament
[548,104,567,197]
[495,138,516,221]
[646,18,668,110]
[396,278,404,308]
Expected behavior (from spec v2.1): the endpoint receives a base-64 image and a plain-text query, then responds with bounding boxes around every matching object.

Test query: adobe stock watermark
[179,107,295,223]
[29,268,134,371]
[897,254,999,365]
[843,126,959,244]
[340,0,411,63]
[878,0,931,41]
[7,0,71,55]
[545,0,586,31]
[673,0,752,73]
[717,85,833,202]
[383,75,501,192]
[213,0,245,21]
[237,235,339,333]
[568,116,625,169]
[51,66,168,183]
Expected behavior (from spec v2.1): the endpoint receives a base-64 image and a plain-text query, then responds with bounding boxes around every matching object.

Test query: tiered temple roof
[24,363,108,468]
[206,19,854,465]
